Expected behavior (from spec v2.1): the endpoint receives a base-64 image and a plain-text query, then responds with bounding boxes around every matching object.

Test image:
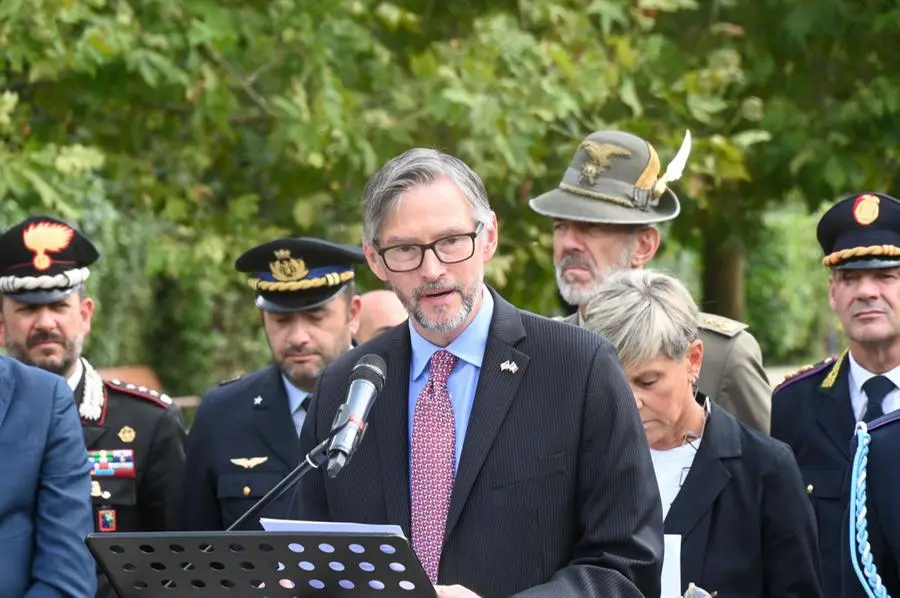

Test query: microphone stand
[226,433,336,532]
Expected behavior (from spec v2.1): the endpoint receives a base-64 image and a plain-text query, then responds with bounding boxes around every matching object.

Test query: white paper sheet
[260,517,405,537]
[661,534,682,598]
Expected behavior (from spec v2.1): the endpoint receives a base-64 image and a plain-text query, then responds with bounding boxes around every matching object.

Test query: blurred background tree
[3,0,897,398]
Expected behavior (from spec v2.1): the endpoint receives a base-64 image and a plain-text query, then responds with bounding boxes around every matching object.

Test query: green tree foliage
[745,201,832,364]
[3,0,898,391]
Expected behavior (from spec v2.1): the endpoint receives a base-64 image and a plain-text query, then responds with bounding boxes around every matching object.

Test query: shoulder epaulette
[218,374,243,386]
[698,313,749,338]
[104,379,174,409]
[868,409,900,433]
[773,355,837,394]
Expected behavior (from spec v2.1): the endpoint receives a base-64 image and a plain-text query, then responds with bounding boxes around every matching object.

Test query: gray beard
[555,262,629,307]
[410,290,476,333]
[397,279,480,334]
[555,242,637,307]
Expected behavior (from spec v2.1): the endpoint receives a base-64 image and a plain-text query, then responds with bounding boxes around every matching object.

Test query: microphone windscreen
[351,354,387,391]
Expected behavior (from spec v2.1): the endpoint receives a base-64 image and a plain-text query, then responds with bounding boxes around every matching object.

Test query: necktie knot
[429,350,458,385]
[863,375,895,422]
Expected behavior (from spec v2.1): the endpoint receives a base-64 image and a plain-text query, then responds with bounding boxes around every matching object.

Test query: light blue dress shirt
[408,286,494,472]
[282,374,310,437]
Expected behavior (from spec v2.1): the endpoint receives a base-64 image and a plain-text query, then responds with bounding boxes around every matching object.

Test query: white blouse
[650,439,702,520]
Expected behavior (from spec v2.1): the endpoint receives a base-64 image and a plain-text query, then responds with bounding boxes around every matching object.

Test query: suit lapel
[252,365,302,468]
[0,359,13,431]
[374,327,413,537]
[816,352,855,457]
[665,405,739,582]
[445,291,529,540]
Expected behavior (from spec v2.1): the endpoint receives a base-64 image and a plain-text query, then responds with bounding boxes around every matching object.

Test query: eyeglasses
[375,222,484,273]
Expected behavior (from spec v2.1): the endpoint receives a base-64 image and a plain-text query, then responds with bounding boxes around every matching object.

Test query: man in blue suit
[0,355,96,597]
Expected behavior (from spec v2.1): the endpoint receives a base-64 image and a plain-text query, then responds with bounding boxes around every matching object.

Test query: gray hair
[581,269,699,370]
[361,148,493,245]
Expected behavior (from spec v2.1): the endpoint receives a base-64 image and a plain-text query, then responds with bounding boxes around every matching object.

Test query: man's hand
[435,584,481,598]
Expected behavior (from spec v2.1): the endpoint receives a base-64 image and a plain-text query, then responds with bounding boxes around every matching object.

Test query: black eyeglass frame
[374,222,485,273]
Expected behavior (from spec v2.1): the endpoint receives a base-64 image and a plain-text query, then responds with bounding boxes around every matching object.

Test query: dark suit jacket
[771,352,854,598]
[840,411,900,597]
[180,365,302,530]
[297,289,663,598]
[668,401,822,597]
[0,356,96,597]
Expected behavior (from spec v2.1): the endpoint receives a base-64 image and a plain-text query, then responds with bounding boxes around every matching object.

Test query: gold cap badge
[269,250,309,282]
[22,222,75,271]
[117,425,136,443]
[854,194,880,225]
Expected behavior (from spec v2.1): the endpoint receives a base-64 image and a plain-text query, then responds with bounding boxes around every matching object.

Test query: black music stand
[87,530,436,598]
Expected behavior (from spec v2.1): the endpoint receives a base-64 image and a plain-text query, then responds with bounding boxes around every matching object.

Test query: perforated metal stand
[87,531,436,598]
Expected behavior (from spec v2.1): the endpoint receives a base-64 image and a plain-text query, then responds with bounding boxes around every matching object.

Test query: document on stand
[261,518,405,538]
[662,534,682,597]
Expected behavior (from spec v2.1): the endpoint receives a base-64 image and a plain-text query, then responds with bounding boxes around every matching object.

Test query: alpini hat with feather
[0,215,99,304]
[529,130,692,225]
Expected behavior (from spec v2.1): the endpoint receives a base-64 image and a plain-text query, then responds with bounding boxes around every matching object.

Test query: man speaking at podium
[297,148,664,598]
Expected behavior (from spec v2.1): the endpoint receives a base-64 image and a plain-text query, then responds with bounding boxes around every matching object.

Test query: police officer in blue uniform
[773,192,900,597]
[180,237,364,530]
[0,216,187,598]
[842,411,900,597]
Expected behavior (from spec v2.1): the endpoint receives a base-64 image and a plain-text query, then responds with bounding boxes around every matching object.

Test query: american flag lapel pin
[500,360,518,374]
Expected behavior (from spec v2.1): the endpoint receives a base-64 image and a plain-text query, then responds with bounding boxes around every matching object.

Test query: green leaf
[823,156,848,193]
[619,77,642,117]
[731,130,772,148]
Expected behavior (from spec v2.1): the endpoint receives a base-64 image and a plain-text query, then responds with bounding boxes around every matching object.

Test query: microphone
[326,354,387,479]
[225,353,387,531]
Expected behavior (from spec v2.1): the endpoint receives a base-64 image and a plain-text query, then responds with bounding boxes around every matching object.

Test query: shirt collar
[848,350,900,394]
[409,285,494,380]
[67,358,84,392]
[281,374,311,414]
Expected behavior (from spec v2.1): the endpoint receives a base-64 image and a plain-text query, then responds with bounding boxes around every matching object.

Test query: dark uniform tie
[862,375,895,423]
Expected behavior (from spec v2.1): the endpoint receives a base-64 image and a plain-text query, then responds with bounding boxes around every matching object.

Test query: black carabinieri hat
[818,192,900,270]
[530,130,691,225]
[235,237,366,313]
[0,215,99,304]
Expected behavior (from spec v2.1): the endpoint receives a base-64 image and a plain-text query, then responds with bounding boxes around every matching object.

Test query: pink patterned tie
[411,349,458,584]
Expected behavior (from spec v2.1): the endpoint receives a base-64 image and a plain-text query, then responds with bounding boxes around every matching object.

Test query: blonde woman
[583,269,822,597]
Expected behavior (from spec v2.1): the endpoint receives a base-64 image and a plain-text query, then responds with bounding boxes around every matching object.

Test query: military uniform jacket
[180,364,303,531]
[841,410,900,597]
[771,351,853,598]
[77,361,187,534]
[76,359,187,598]
[563,311,772,433]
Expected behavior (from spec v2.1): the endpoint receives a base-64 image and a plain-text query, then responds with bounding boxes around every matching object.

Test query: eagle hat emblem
[230,456,269,469]
[269,249,309,282]
[577,141,632,186]
[22,221,75,271]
